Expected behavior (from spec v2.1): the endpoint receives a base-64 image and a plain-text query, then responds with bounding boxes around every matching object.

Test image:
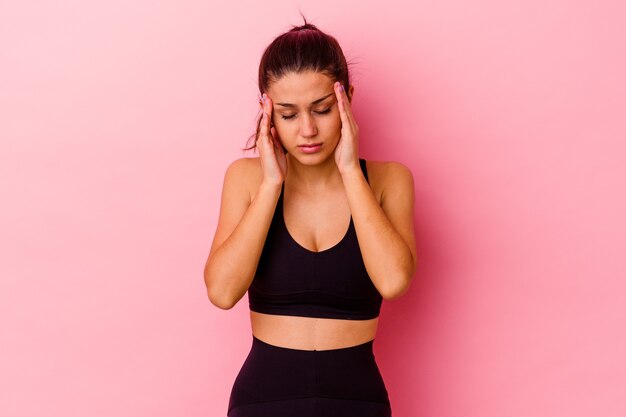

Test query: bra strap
[359,158,369,183]
[278,181,285,206]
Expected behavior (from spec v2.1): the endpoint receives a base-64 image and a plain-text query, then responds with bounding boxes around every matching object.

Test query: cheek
[270,117,284,134]
[273,121,292,136]
[327,113,342,131]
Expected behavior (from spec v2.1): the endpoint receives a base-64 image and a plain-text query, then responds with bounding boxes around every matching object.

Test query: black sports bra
[248,158,383,320]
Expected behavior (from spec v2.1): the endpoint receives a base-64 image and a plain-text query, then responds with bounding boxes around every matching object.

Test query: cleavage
[282,190,351,253]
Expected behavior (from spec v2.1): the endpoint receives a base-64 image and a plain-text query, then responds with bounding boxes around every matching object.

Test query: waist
[250,310,379,351]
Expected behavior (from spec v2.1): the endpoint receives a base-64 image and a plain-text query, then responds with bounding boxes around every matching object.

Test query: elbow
[381,285,410,301]
[380,270,414,301]
[207,288,237,310]
[380,251,417,300]
[204,267,237,310]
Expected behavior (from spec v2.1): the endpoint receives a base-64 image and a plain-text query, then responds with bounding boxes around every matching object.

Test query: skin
[204,70,418,350]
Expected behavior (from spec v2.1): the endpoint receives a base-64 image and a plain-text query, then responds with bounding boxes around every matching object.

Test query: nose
[299,113,317,138]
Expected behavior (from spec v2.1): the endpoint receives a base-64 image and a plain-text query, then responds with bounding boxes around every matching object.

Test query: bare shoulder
[364,159,414,203]
[208,156,262,259]
[364,159,413,179]
[224,156,263,200]
[226,156,261,174]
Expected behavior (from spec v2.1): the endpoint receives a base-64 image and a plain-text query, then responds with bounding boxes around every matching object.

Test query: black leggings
[227,335,392,417]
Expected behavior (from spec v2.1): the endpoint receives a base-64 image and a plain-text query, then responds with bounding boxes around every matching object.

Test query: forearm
[341,169,415,299]
[205,182,282,309]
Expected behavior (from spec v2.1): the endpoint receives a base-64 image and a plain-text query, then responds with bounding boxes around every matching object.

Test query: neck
[285,155,347,193]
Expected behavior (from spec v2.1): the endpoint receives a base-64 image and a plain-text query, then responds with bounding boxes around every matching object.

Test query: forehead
[268,70,334,103]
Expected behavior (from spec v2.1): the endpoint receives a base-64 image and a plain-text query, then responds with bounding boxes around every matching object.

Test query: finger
[263,95,280,144]
[255,112,264,144]
[263,93,273,119]
[258,130,274,159]
[262,94,276,134]
[259,111,270,138]
[334,82,354,130]
[269,126,286,153]
[272,127,289,154]
[337,82,359,133]
[258,93,271,129]
[269,126,279,145]
[334,82,351,119]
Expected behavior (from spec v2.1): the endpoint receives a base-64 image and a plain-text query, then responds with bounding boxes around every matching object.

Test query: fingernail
[340,84,345,93]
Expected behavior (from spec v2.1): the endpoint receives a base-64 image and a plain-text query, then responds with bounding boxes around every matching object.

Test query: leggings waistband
[252,334,375,353]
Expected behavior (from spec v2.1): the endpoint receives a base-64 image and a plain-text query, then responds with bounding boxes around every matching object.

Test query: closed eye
[280,107,332,120]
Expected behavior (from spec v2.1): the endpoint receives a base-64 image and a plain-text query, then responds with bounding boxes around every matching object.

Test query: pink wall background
[1,1,625,416]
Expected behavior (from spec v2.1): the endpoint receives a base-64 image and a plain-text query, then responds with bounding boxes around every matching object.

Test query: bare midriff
[250,311,379,351]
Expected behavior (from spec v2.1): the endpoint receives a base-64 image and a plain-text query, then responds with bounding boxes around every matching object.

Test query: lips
[298,143,323,154]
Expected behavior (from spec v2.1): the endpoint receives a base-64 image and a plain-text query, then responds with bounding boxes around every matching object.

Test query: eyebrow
[275,93,334,108]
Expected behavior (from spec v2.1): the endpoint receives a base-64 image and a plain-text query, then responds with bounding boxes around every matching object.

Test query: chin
[290,152,336,167]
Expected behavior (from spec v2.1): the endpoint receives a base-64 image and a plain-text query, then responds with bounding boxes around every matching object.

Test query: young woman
[204,17,418,417]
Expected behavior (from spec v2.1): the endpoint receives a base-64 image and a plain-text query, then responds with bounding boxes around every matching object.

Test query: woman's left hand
[333,81,361,176]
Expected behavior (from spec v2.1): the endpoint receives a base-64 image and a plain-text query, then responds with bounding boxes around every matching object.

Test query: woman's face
[264,70,346,165]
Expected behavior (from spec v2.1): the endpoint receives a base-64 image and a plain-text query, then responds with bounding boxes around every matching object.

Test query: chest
[282,192,352,253]
[253,208,380,301]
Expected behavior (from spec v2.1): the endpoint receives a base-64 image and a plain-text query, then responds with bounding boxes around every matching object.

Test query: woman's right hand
[257,93,287,186]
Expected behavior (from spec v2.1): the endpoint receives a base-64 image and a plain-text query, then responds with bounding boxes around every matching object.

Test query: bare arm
[341,161,418,300]
[205,94,286,309]
[203,158,282,309]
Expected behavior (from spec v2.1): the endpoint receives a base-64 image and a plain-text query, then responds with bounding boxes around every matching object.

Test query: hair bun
[290,23,318,32]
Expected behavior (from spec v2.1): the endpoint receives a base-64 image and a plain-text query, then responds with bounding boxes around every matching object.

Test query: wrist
[339,162,362,179]
[260,179,283,192]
